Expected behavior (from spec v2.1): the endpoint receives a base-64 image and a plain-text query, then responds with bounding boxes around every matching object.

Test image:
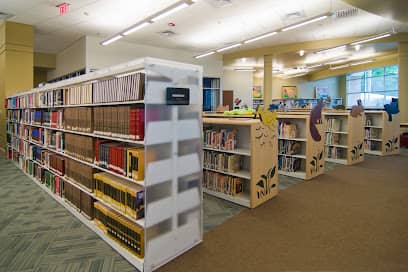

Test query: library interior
[1,0,408,271]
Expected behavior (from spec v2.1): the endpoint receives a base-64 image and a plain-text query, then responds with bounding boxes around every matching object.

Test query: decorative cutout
[385,136,399,152]
[309,100,324,142]
[350,99,364,118]
[256,166,277,199]
[254,124,276,147]
[309,151,324,174]
[255,106,277,127]
[384,98,399,122]
[351,142,364,161]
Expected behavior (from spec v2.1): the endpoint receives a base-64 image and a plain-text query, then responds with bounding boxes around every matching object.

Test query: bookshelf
[203,117,278,208]
[5,57,203,272]
[203,77,221,112]
[364,110,400,156]
[277,112,325,180]
[323,110,365,165]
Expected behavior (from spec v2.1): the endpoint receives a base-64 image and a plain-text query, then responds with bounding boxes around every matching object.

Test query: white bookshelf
[5,57,203,272]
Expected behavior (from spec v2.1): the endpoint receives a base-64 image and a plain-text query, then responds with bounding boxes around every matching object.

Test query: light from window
[346,64,398,108]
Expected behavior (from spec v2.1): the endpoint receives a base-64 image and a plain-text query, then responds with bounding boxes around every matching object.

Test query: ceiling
[1,0,407,55]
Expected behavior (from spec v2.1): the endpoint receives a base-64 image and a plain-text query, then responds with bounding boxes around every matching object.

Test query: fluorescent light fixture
[354,44,361,51]
[151,2,189,22]
[299,50,305,56]
[307,63,323,69]
[234,68,256,72]
[350,32,392,46]
[216,43,242,52]
[122,22,151,36]
[282,72,308,78]
[244,32,278,44]
[194,51,215,59]
[101,34,123,46]
[329,64,350,70]
[350,59,374,66]
[281,13,330,32]
[325,57,349,65]
[316,45,347,54]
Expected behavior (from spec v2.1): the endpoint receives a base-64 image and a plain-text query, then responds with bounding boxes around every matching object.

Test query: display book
[5,58,203,272]
[323,109,365,165]
[202,116,278,208]
[364,110,400,156]
[277,106,325,180]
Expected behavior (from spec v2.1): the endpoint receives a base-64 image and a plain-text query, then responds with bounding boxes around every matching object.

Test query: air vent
[284,11,305,20]
[158,30,176,37]
[335,7,359,18]
[0,12,14,20]
[204,0,232,8]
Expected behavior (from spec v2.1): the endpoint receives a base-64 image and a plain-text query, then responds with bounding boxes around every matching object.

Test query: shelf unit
[203,117,278,208]
[323,110,365,165]
[5,57,203,272]
[203,77,221,112]
[277,112,325,180]
[364,110,400,156]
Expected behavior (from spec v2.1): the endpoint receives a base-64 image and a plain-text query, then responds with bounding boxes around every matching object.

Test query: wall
[222,69,253,107]
[271,76,340,99]
[47,36,86,80]
[85,36,223,78]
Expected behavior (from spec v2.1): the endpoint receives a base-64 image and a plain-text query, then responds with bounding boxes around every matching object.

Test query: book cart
[323,110,365,165]
[202,117,278,208]
[5,58,203,272]
[277,111,325,180]
[364,110,400,156]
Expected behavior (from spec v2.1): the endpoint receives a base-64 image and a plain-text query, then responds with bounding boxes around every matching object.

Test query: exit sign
[58,3,69,15]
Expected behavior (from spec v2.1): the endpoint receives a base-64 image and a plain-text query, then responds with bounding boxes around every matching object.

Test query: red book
[55,176,61,196]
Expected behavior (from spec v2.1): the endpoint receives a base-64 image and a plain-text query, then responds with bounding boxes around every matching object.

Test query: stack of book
[278,121,297,138]
[203,151,242,173]
[203,170,244,196]
[278,140,301,155]
[325,133,340,145]
[325,146,345,159]
[278,156,301,172]
[203,128,237,150]
[325,118,342,132]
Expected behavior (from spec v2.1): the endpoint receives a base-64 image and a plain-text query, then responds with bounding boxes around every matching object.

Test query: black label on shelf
[166,87,190,105]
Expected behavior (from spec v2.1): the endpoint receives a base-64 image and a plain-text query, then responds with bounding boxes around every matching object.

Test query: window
[346,65,398,108]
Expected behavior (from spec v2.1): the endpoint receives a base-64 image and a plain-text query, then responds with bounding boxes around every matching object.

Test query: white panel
[177,119,201,141]
[145,121,172,145]
[145,196,173,228]
[177,188,201,214]
[145,158,172,186]
[177,153,201,177]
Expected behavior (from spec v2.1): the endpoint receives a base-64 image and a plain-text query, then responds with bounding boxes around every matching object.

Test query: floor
[0,154,339,272]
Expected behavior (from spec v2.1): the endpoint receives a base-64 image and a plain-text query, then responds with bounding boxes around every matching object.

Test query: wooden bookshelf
[277,112,325,180]
[203,117,278,208]
[323,110,365,165]
[364,110,400,156]
[5,57,203,272]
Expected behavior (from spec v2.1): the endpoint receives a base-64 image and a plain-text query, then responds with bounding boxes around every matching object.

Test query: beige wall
[222,69,253,107]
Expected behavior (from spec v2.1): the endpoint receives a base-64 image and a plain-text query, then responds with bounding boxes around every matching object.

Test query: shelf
[9,133,145,186]
[203,188,250,207]
[278,170,306,179]
[278,153,306,159]
[252,98,263,101]
[325,131,348,134]
[10,161,144,271]
[6,100,145,110]
[364,138,382,142]
[364,149,382,155]
[325,158,347,164]
[203,167,250,179]
[365,125,382,129]
[203,146,250,156]
[278,137,307,142]
[325,144,348,148]
[8,121,144,145]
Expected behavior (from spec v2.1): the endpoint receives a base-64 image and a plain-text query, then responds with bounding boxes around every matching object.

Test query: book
[127,148,145,181]
[203,170,244,196]
[65,158,95,191]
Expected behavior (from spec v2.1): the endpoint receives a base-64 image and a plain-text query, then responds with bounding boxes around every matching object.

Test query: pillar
[263,55,273,107]
[398,42,408,123]
[0,21,34,152]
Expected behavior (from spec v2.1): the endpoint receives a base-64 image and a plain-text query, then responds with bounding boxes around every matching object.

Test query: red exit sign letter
[58,3,69,15]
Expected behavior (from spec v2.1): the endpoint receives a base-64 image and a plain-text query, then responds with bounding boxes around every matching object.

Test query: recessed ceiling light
[194,51,215,59]
[151,2,189,22]
[350,59,374,66]
[216,43,242,52]
[244,32,278,44]
[354,44,361,51]
[234,68,256,72]
[122,22,151,36]
[315,45,347,54]
[101,34,123,46]
[329,64,350,70]
[350,32,393,46]
[299,50,305,56]
[281,13,331,32]
[325,57,349,65]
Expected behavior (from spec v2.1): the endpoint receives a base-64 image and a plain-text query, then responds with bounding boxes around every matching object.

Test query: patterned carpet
[0,154,339,271]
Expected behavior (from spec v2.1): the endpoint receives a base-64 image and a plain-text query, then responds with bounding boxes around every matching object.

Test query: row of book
[7,109,20,121]
[365,118,381,127]
[325,146,345,159]
[203,170,244,196]
[65,107,93,132]
[92,72,145,103]
[64,180,95,219]
[94,172,144,219]
[38,89,65,107]
[65,159,95,191]
[203,151,242,173]
[43,130,64,150]
[47,153,66,176]
[65,134,94,163]
[203,128,238,151]
[364,140,381,151]
[95,141,144,181]
[278,156,302,172]
[94,202,144,258]
[278,140,302,155]
[64,84,93,105]
[25,159,62,196]
[278,121,297,138]
[94,106,144,141]
[325,118,343,132]
[364,128,381,139]
[325,132,341,145]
